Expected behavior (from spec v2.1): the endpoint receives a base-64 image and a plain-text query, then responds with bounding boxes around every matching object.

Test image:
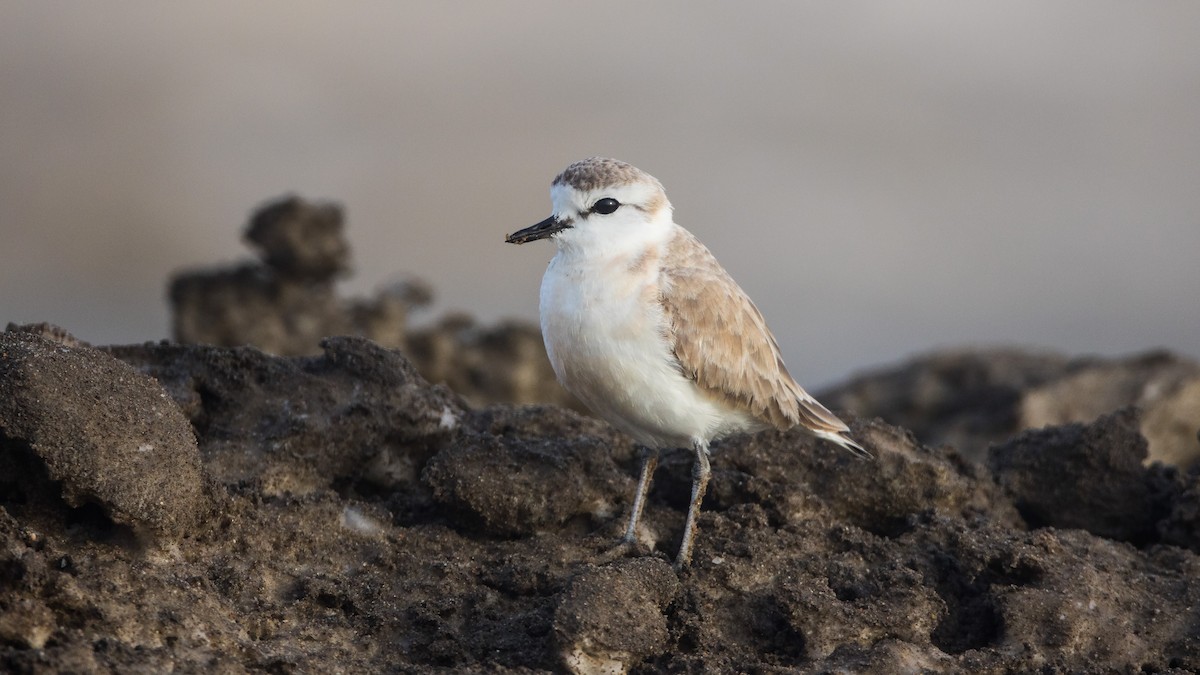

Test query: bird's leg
[622,447,659,544]
[675,439,711,569]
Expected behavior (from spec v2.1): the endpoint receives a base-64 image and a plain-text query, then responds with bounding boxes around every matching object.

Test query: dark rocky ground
[2,196,1199,673]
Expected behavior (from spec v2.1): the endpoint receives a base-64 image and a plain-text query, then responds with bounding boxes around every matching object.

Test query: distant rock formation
[168,194,580,412]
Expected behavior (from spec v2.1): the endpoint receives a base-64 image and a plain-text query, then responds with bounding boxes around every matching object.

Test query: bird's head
[506,157,674,254]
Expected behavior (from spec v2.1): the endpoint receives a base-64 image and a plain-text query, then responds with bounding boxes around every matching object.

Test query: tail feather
[815,429,873,460]
[794,394,871,459]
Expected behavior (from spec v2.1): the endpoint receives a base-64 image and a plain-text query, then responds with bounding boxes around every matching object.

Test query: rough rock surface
[1018,352,1200,467]
[988,408,1177,544]
[2,322,1199,672]
[825,348,1200,466]
[0,326,208,536]
[554,558,680,673]
[3,202,1200,672]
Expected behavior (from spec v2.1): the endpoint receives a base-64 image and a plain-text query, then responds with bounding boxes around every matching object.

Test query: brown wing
[659,229,851,435]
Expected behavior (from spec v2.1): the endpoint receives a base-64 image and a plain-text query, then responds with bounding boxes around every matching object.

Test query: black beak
[505,216,570,244]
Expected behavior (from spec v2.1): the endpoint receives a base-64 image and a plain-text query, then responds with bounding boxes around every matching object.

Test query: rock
[407,315,581,410]
[169,195,431,357]
[553,558,679,674]
[907,519,1200,673]
[0,327,208,535]
[7,243,1200,672]
[0,599,55,650]
[170,262,350,356]
[807,419,1021,535]
[824,348,1077,462]
[1020,351,1200,466]
[987,408,1171,543]
[3,334,1200,672]
[4,321,91,348]
[243,195,350,281]
[107,335,464,491]
[825,348,1200,467]
[1157,466,1200,553]
[166,195,582,411]
[423,405,629,537]
[700,418,1021,542]
[1141,377,1200,467]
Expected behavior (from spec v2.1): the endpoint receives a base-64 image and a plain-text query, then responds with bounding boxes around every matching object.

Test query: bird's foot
[595,536,656,566]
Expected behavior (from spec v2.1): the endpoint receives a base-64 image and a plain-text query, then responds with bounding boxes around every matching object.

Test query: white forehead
[549,157,670,218]
[550,179,667,216]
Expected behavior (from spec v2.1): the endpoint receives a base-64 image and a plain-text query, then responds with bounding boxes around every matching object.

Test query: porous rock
[7,299,1200,667]
[809,419,1021,534]
[553,558,679,674]
[108,335,465,491]
[825,348,1200,466]
[408,314,578,410]
[1158,465,1200,552]
[823,348,1076,462]
[1020,351,1200,466]
[243,194,350,280]
[1141,377,1200,467]
[3,320,1200,671]
[169,195,432,357]
[699,418,1021,541]
[0,326,207,535]
[423,405,630,537]
[988,408,1171,543]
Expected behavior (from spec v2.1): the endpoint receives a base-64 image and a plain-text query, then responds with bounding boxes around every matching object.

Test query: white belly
[538,253,756,448]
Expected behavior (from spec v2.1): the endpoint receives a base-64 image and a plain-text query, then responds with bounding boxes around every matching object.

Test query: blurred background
[2,2,1197,387]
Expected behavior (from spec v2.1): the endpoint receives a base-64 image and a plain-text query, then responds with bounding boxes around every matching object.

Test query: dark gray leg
[622,447,659,544]
[675,439,711,569]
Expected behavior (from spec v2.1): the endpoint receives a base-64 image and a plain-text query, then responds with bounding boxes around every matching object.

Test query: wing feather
[659,228,853,439]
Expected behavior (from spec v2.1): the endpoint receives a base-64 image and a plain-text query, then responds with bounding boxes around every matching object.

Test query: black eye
[590,198,620,215]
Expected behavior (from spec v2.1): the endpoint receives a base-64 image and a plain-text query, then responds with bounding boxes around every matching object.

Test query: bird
[505,157,868,568]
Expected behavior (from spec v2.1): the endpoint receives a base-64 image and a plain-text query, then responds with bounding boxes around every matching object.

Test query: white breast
[538,244,758,448]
